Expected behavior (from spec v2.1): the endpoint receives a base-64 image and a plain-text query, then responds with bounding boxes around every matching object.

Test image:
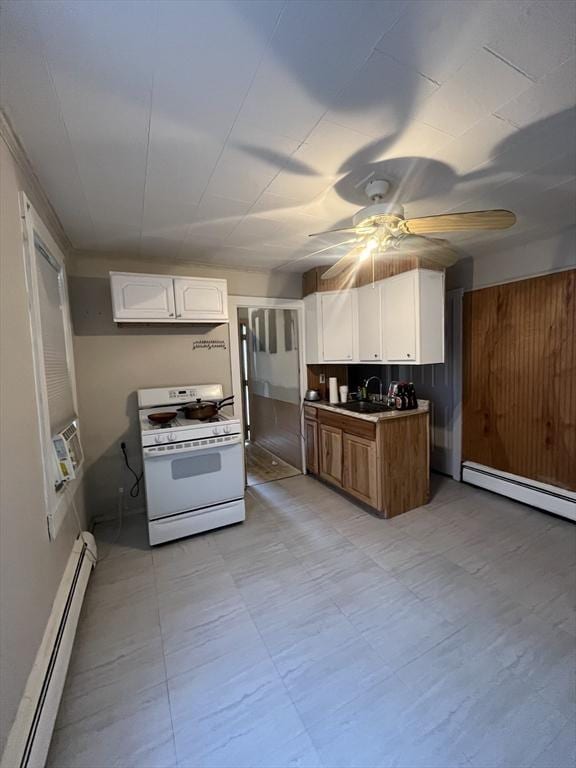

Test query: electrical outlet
[319,373,325,384]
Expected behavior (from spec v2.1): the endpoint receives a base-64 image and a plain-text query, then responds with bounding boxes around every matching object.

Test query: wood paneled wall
[302,257,443,295]
[463,269,575,491]
[249,394,302,470]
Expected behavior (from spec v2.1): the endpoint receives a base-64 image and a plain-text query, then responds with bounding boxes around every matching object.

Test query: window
[35,238,76,433]
[21,194,81,539]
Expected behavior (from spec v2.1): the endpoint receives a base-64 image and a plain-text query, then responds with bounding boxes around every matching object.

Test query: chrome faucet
[364,376,383,401]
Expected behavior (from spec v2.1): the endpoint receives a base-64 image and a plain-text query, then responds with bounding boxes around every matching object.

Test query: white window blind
[35,239,76,433]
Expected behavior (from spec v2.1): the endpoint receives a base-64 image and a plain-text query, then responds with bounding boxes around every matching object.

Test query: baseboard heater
[1,533,97,768]
[462,461,576,522]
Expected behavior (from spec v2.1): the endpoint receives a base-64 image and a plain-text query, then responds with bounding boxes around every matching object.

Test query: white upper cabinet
[304,290,358,364]
[174,278,228,321]
[320,291,357,362]
[382,269,444,364]
[382,272,417,361]
[357,282,383,362]
[110,272,228,323]
[304,268,444,366]
[111,273,176,321]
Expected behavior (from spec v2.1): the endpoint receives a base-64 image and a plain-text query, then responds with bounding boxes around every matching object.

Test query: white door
[174,278,228,321]
[320,291,356,361]
[111,273,175,320]
[382,271,417,362]
[358,282,383,361]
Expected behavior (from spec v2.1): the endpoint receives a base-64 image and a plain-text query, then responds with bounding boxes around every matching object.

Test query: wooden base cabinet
[342,433,379,507]
[319,424,343,486]
[305,406,429,517]
[304,418,319,475]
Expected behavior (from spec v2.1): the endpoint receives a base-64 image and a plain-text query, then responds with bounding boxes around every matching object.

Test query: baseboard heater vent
[462,462,576,522]
[1,533,97,768]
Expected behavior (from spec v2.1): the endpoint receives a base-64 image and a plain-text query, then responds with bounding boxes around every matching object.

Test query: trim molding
[0,109,71,252]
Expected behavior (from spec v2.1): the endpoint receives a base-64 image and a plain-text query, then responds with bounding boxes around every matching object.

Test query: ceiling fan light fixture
[358,236,379,262]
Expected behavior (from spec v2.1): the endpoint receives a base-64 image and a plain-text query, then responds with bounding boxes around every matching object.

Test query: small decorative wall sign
[192,339,227,351]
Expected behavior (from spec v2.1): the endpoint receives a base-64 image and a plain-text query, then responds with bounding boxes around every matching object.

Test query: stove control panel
[154,433,177,444]
[143,433,241,456]
[138,384,224,408]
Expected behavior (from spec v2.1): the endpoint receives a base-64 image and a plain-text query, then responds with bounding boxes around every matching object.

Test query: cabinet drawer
[318,409,376,440]
[303,405,318,420]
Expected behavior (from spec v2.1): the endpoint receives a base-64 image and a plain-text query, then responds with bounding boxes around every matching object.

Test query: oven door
[143,440,244,521]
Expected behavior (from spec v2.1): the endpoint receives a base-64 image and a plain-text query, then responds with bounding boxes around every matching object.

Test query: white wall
[446,229,576,291]
[0,130,88,753]
[70,251,303,297]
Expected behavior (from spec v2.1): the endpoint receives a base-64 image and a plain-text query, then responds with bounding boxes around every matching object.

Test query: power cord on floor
[121,441,143,498]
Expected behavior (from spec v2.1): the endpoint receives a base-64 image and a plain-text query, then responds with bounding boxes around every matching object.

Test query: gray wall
[0,133,88,753]
[67,255,302,521]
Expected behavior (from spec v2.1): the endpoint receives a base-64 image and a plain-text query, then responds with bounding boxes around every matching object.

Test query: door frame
[448,288,464,481]
[228,296,307,472]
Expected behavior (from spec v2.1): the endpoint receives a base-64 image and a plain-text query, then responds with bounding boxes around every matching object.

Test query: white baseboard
[1,533,97,768]
[462,462,576,522]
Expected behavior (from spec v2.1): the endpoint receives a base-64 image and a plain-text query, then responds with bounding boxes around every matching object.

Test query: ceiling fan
[308,179,516,280]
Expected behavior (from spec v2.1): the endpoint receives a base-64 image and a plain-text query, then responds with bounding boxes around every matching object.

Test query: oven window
[171,453,222,480]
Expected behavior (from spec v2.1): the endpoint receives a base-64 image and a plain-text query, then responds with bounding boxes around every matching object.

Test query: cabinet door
[111,273,175,320]
[358,283,383,361]
[319,424,342,486]
[320,291,356,361]
[174,278,228,321]
[382,272,417,361]
[304,419,318,474]
[343,433,378,507]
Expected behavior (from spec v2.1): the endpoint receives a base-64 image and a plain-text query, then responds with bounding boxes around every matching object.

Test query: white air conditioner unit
[52,420,83,490]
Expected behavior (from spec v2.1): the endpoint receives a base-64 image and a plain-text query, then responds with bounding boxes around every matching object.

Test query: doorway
[235,304,303,487]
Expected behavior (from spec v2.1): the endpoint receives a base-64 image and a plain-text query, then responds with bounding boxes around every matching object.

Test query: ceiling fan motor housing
[364,179,391,200]
[353,202,405,228]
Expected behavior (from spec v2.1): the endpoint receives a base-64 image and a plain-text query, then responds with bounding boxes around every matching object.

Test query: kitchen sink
[335,401,391,414]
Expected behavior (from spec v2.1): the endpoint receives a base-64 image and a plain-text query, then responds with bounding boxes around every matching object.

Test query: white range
[138,384,245,545]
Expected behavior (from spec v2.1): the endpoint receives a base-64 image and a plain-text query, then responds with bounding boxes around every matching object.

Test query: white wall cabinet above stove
[110,272,228,323]
[173,277,228,321]
[304,269,444,365]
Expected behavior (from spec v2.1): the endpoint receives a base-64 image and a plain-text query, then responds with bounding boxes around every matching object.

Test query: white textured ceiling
[1,0,575,272]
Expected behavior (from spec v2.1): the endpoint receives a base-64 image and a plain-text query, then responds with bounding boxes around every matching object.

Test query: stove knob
[212,427,221,435]
[167,433,176,442]
[154,435,163,444]
[223,425,231,434]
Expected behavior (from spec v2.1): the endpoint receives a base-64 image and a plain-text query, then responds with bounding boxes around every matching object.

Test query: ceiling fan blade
[404,209,516,235]
[320,246,364,281]
[306,239,358,258]
[308,224,375,237]
[394,235,460,267]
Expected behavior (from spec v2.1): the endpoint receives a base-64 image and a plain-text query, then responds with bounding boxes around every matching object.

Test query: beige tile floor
[47,474,576,768]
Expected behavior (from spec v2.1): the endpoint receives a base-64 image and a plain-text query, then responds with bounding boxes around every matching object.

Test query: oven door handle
[143,438,241,459]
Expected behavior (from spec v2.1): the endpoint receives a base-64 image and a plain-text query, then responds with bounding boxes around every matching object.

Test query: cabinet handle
[407,353,411,357]
[169,312,174,317]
